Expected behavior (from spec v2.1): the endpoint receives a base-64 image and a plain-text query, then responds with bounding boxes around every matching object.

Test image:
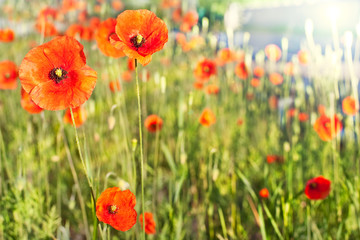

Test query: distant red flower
[0,28,15,42]
[284,62,294,76]
[298,50,309,64]
[253,66,264,78]
[235,62,248,80]
[161,0,180,8]
[286,108,297,118]
[298,112,309,122]
[205,84,219,95]
[145,114,163,133]
[35,7,58,37]
[80,26,94,41]
[109,80,121,92]
[122,70,133,82]
[259,188,269,199]
[111,0,124,11]
[95,18,125,58]
[21,88,43,114]
[265,44,281,62]
[237,118,244,126]
[0,60,17,89]
[268,96,278,110]
[199,108,216,127]
[180,10,198,32]
[140,212,156,234]
[194,59,217,81]
[250,78,260,88]
[313,114,342,141]
[318,105,326,115]
[342,96,357,116]
[128,58,135,71]
[63,106,87,127]
[304,176,331,200]
[19,36,97,111]
[266,155,284,164]
[216,48,235,66]
[65,24,83,38]
[96,187,137,231]
[269,72,283,85]
[193,81,204,90]
[110,9,168,66]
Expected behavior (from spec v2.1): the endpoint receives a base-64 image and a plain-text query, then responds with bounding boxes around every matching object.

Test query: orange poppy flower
[109,80,121,92]
[19,36,97,111]
[216,48,235,66]
[266,155,284,164]
[139,212,156,234]
[205,84,219,95]
[110,9,168,66]
[286,108,297,118]
[21,88,43,114]
[313,114,342,141]
[304,176,331,200]
[0,28,15,42]
[253,66,264,78]
[35,7,58,37]
[342,96,357,116]
[122,70,133,82]
[0,60,17,90]
[318,105,326,115]
[96,18,125,58]
[265,44,281,62]
[298,112,309,122]
[199,108,216,127]
[237,118,244,126]
[80,26,94,41]
[269,72,283,85]
[298,50,309,64]
[268,96,278,110]
[194,59,217,81]
[283,62,294,76]
[250,78,260,88]
[63,106,87,127]
[112,0,124,11]
[259,188,269,199]
[193,81,204,90]
[127,58,135,71]
[61,0,79,13]
[180,10,199,32]
[235,62,248,80]
[65,24,83,38]
[172,8,182,23]
[161,0,180,8]
[145,114,163,133]
[96,187,137,231]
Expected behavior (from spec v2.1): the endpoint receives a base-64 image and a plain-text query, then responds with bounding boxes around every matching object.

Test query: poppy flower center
[4,73,11,79]
[108,205,118,214]
[324,122,330,129]
[310,182,318,189]
[49,67,68,84]
[130,34,145,49]
[203,66,210,73]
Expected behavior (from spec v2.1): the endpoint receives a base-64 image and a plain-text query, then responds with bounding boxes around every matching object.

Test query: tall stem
[135,59,146,240]
[69,107,97,240]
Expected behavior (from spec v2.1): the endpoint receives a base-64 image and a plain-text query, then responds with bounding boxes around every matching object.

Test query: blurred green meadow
[1,0,360,239]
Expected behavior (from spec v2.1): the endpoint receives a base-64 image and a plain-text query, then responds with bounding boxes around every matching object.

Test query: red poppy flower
[65,24,83,38]
[0,28,15,42]
[268,96,278,110]
[286,108,297,118]
[284,62,294,76]
[21,88,43,114]
[194,59,217,81]
[298,112,309,122]
[193,81,204,90]
[266,155,284,164]
[111,0,124,11]
[259,188,269,199]
[216,48,235,66]
[235,62,248,80]
[342,96,357,116]
[63,106,87,127]
[269,72,283,85]
[96,187,137,231]
[109,80,121,92]
[80,26,94,41]
[110,9,168,66]
[161,0,180,9]
[139,212,156,234]
[180,11,199,32]
[199,108,216,127]
[122,70,133,82]
[128,58,135,71]
[253,66,264,78]
[35,7,58,37]
[265,44,281,62]
[96,18,125,58]
[313,114,342,141]
[304,176,331,200]
[318,105,326,115]
[250,78,260,88]
[205,84,219,95]
[0,60,17,89]
[19,36,97,111]
[298,50,309,64]
[237,118,244,126]
[145,114,163,133]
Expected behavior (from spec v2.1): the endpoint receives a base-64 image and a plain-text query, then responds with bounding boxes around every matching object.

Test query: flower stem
[69,107,97,240]
[135,59,146,240]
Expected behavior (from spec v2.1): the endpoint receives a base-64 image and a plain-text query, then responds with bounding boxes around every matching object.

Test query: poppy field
[1,0,360,239]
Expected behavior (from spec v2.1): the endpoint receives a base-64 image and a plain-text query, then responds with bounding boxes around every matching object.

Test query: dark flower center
[49,67,68,84]
[108,205,118,214]
[203,66,210,73]
[4,73,11,79]
[130,34,145,49]
[108,32,116,41]
[310,182,318,189]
